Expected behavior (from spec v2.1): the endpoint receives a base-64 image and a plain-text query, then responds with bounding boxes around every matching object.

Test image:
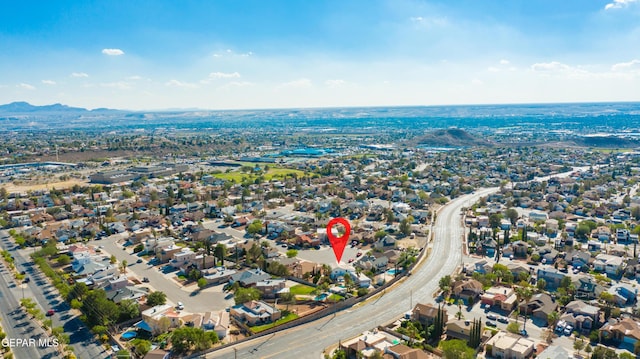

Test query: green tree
[214,243,227,265]
[131,339,152,357]
[110,255,117,264]
[506,322,520,334]
[505,208,519,226]
[234,287,261,305]
[489,213,502,229]
[197,278,208,289]
[118,299,140,322]
[399,216,414,236]
[286,249,298,258]
[56,254,71,266]
[170,327,214,355]
[440,339,474,359]
[247,220,264,235]
[146,291,167,307]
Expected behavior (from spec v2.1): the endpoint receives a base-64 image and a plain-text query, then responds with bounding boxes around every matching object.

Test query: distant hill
[411,128,493,147]
[0,101,119,114]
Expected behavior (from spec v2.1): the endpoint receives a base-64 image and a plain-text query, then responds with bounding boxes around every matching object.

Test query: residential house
[412,303,446,327]
[384,344,436,359]
[446,319,475,342]
[138,304,181,335]
[574,276,603,300]
[608,284,638,306]
[518,293,557,325]
[202,311,229,339]
[169,248,196,269]
[452,279,483,304]
[593,254,624,277]
[571,251,591,269]
[536,268,566,289]
[255,279,287,299]
[102,275,149,303]
[339,331,395,359]
[503,241,528,259]
[156,244,183,264]
[600,317,640,352]
[481,286,518,311]
[229,269,271,287]
[230,300,281,326]
[562,300,599,333]
[203,267,237,286]
[537,345,571,359]
[485,331,535,359]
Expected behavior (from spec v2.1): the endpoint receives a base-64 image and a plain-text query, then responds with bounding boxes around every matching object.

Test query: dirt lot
[1,178,89,193]
[278,302,327,317]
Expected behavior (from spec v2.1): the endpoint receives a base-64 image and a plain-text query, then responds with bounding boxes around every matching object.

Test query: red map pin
[326,217,351,263]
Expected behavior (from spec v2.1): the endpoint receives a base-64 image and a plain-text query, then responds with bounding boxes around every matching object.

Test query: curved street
[208,187,498,359]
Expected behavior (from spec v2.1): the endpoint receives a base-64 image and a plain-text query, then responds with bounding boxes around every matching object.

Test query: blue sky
[1,0,639,110]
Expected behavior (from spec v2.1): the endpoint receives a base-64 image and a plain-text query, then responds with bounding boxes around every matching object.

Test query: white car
[176,302,184,310]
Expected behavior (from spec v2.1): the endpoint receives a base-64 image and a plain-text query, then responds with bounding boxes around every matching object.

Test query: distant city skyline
[1,0,639,110]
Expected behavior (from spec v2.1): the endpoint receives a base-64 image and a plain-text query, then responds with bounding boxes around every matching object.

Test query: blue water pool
[314,293,329,301]
[121,331,137,340]
[386,269,399,275]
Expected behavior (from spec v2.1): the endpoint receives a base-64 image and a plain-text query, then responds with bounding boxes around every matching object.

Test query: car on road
[23,277,30,283]
[142,277,149,283]
[348,258,354,263]
[498,316,509,324]
[486,320,497,327]
[177,302,184,310]
[46,309,55,316]
[486,313,497,320]
[136,259,143,263]
[20,270,26,275]
[356,252,363,257]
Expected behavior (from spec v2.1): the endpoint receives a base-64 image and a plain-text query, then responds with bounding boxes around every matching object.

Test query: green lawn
[251,313,299,333]
[289,284,315,295]
[328,294,344,302]
[211,166,307,183]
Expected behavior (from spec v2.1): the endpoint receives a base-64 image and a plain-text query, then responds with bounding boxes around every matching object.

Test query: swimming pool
[314,293,329,301]
[121,331,137,340]
[386,269,399,275]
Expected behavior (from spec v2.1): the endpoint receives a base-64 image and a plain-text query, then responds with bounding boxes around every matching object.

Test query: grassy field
[289,284,315,296]
[251,312,299,333]
[211,166,306,182]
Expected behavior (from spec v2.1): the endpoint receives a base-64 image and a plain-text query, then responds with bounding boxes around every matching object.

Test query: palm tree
[119,259,127,274]
[547,311,560,329]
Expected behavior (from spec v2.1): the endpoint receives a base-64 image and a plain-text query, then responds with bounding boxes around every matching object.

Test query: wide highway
[208,187,499,359]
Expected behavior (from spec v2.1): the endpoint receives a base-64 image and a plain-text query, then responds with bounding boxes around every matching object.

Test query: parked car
[23,277,30,283]
[487,313,497,321]
[136,259,143,263]
[564,325,574,336]
[498,316,509,324]
[46,309,55,316]
[486,320,497,327]
[520,329,528,337]
[142,277,150,283]
[177,302,184,310]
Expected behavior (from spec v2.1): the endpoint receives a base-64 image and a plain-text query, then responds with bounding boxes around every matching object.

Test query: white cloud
[71,72,89,78]
[41,80,56,85]
[605,0,638,10]
[325,79,346,88]
[212,50,253,58]
[410,16,448,28]
[499,59,510,65]
[18,83,35,90]
[531,61,572,72]
[226,81,254,87]
[165,79,199,88]
[102,48,125,56]
[278,78,312,89]
[100,81,132,90]
[209,72,241,79]
[471,78,483,86]
[127,75,143,80]
[611,59,640,71]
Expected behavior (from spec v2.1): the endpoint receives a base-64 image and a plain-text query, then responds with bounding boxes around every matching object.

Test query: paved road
[0,257,58,359]
[0,231,107,359]
[207,187,499,359]
[87,237,234,313]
